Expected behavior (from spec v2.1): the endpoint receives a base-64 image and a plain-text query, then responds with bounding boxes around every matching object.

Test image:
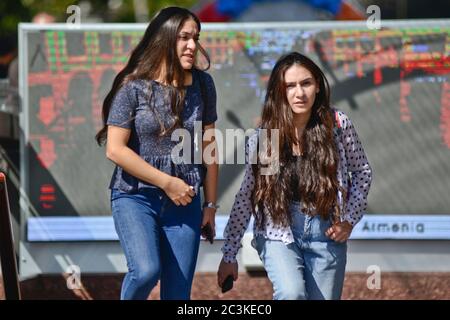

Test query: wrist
[342,220,354,228]
[203,201,220,210]
[157,174,172,190]
[223,254,237,264]
[341,221,354,233]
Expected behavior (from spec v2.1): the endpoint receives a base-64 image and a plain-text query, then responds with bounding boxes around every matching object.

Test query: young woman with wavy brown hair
[218,52,372,300]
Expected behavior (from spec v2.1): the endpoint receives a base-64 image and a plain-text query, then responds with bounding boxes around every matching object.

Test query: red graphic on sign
[38,96,57,126]
[39,184,56,209]
[399,71,412,123]
[441,82,450,149]
[37,137,57,168]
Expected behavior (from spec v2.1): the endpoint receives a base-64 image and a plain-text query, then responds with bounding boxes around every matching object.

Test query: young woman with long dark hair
[218,52,372,300]
[96,7,219,300]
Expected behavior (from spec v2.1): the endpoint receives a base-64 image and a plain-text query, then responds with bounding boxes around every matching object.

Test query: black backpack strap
[197,69,208,113]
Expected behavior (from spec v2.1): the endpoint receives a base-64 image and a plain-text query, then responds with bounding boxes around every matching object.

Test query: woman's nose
[187,38,196,50]
[295,84,304,96]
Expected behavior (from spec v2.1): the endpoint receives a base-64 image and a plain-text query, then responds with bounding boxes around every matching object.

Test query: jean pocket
[253,235,267,257]
[110,188,124,202]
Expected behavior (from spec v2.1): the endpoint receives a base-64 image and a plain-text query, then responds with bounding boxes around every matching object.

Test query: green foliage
[0,0,31,36]
[1,0,198,45]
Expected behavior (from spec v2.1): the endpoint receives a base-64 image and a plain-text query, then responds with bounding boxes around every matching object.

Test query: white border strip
[27,215,450,242]
[18,19,450,32]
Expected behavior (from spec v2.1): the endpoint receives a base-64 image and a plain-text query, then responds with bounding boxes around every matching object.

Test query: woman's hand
[162,176,195,206]
[325,220,353,243]
[217,258,238,288]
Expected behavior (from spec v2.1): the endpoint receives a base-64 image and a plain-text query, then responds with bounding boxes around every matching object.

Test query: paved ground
[1,272,449,300]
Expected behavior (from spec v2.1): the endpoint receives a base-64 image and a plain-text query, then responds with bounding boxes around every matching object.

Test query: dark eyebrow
[285,77,314,85]
[179,31,199,37]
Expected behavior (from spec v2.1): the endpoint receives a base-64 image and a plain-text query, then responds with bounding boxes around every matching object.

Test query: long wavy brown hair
[252,52,341,228]
[95,6,210,145]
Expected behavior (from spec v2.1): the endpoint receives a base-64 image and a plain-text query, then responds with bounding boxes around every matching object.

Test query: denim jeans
[111,188,202,300]
[255,202,347,300]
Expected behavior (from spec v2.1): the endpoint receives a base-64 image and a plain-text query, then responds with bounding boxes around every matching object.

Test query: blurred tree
[0,0,198,25]
[0,0,31,37]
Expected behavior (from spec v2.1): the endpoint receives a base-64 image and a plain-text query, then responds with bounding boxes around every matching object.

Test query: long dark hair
[95,6,210,145]
[252,52,341,227]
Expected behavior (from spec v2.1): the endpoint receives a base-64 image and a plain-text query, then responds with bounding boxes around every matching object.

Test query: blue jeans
[255,202,347,300]
[111,188,202,300]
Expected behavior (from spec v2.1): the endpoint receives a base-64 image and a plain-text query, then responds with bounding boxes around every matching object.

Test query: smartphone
[201,223,214,244]
[221,275,234,293]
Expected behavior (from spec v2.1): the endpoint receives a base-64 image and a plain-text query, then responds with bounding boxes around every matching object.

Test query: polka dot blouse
[221,109,373,263]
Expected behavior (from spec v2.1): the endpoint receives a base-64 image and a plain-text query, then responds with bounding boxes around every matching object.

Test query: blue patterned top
[107,69,217,193]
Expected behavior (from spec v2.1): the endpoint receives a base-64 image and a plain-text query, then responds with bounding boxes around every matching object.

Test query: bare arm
[202,123,218,204]
[201,122,219,236]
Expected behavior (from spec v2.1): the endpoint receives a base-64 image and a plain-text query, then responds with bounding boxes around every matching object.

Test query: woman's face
[284,64,319,117]
[177,18,199,70]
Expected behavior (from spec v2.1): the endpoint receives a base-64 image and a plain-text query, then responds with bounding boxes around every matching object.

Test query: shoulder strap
[197,69,208,109]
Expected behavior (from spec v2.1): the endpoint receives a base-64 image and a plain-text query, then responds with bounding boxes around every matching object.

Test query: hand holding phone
[201,223,214,244]
[221,275,234,293]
